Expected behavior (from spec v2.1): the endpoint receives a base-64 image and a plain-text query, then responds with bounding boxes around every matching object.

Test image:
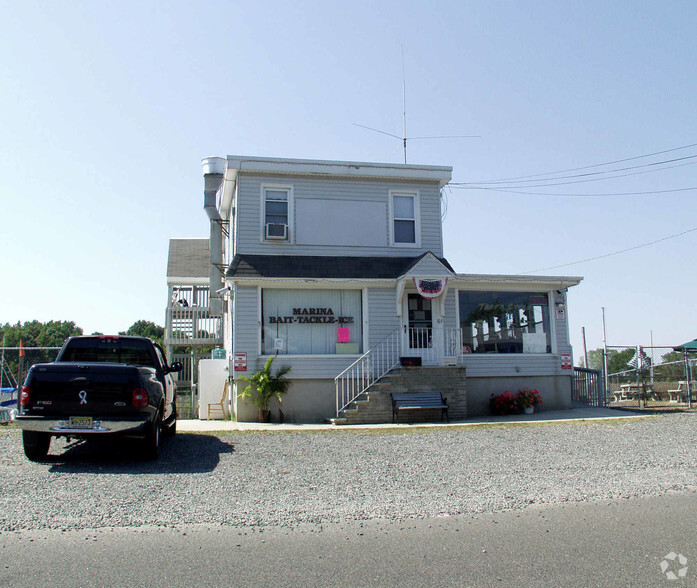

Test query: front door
[403,293,438,365]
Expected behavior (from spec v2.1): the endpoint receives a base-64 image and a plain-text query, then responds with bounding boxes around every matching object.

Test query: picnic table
[612,384,661,402]
[667,381,692,403]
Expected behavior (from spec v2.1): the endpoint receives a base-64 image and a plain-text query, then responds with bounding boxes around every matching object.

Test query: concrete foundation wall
[465,375,572,417]
[232,372,572,423]
[233,379,335,423]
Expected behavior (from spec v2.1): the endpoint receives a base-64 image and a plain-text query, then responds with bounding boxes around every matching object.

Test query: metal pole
[650,330,654,385]
[636,345,642,409]
[0,335,5,392]
[582,327,589,369]
[601,308,609,397]
[685,350,693,409]
[402,45,407,164]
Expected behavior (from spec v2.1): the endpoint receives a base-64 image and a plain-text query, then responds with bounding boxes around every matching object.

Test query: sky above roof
[2,1,695,358]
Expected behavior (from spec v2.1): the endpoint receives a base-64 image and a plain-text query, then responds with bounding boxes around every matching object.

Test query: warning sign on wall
[234,352,247,371]
[561,353,572,370]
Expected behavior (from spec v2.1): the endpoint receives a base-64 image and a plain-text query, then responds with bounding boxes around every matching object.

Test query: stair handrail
[335,328,402,416]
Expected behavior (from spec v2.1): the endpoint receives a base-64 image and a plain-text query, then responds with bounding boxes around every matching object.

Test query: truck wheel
[23,431,51,461]
[142,411,161,460]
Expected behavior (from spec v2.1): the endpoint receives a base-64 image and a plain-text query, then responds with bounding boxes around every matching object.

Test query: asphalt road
[1,493,695,587]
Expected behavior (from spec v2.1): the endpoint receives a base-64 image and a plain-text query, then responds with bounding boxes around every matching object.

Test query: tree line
[0,320,164,387]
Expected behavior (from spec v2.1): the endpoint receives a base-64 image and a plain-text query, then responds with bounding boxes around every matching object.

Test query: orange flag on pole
[19,340,25,358]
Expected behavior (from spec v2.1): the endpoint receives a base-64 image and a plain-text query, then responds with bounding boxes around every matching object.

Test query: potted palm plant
[237,356,291,422]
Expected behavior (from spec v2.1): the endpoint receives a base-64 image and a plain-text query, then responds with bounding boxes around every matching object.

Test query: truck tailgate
[23,363,144,416]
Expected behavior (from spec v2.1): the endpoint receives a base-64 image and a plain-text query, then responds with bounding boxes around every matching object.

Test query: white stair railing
[335,328,402,416]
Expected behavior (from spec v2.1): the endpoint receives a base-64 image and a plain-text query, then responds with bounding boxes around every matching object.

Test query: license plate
[68,416,93,429]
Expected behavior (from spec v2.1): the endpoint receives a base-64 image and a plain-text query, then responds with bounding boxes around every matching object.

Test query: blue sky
[1,1,695,359]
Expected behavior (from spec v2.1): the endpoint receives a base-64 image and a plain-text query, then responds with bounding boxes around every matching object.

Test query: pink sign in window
[337,327,350,343]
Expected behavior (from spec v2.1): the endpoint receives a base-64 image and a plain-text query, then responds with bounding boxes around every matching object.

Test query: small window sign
[523,332,546,354]
[337,327,350,343]
[274,338,284,351]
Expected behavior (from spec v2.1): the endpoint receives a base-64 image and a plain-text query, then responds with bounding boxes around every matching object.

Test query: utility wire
[449,185,697,197]
[464,141,697,184]
[448,159,697,190]
[523,226,697,274]
[454,153,697,186]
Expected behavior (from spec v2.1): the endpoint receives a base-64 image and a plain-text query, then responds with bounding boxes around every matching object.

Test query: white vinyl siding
[404,253,451,276]
[461,354,567,377]
[232,285,262,373]
[552,291,571,356]
[367,287,401,347]
[295,199,387,247]
[442,289,458,329]
[235,175,442,256]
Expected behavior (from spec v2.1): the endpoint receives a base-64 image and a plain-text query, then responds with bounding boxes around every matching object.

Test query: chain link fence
[605,345,695,409]
[1,346,62,388]
[1,347,62,421]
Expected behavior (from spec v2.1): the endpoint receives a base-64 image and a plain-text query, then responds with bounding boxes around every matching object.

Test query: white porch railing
[334,327,464,416]
[404,327,464,366]
[165,306,223,346]
[335,328,401,416]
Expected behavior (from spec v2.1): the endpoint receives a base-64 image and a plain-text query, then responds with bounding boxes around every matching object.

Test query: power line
[463,141,697,184]
[447,185,697,197]
[449,159,697,190]
[454,153,697,187]
[523,226,697,274]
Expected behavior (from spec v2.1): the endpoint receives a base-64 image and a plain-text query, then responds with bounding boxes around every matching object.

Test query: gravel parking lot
[1,414,696,532]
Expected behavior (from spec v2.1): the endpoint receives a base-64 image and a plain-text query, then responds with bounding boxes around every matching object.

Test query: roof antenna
[402,45,407,164]
[354,46,479,164]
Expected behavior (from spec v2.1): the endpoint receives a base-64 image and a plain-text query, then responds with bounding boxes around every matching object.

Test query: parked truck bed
[15,335,181,461]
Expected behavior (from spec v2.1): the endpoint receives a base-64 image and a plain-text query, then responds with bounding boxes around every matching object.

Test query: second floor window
[264,187,291,240]
[391,191,419,245]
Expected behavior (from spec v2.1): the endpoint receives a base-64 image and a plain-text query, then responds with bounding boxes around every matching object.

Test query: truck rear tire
[23,431,51,461]
[142,411,161,460]
[163,406,177,437]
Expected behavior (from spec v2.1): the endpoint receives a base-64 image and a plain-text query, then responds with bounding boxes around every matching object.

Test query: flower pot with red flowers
[489,391,519,415]
[516,387,542,414]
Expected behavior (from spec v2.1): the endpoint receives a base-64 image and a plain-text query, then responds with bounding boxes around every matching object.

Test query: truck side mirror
[168,361,183,373]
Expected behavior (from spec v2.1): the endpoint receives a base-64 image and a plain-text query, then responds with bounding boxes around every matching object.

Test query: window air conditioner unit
[265,223,288,240]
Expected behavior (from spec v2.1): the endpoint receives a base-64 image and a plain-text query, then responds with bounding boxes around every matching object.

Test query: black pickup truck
[15,335,181,461]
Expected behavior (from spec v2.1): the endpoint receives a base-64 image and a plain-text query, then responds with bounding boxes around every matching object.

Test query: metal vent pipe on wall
[202,157,226,316]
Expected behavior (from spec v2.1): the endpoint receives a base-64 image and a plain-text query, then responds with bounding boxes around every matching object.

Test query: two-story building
[195,155,582,423]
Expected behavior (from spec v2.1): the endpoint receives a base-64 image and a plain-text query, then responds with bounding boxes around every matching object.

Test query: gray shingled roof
[167,239,209,278]
[226,253,454,280]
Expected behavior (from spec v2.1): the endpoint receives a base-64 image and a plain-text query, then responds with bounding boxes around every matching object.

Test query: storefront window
[459,291,551,354]
[262,289,363,355]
